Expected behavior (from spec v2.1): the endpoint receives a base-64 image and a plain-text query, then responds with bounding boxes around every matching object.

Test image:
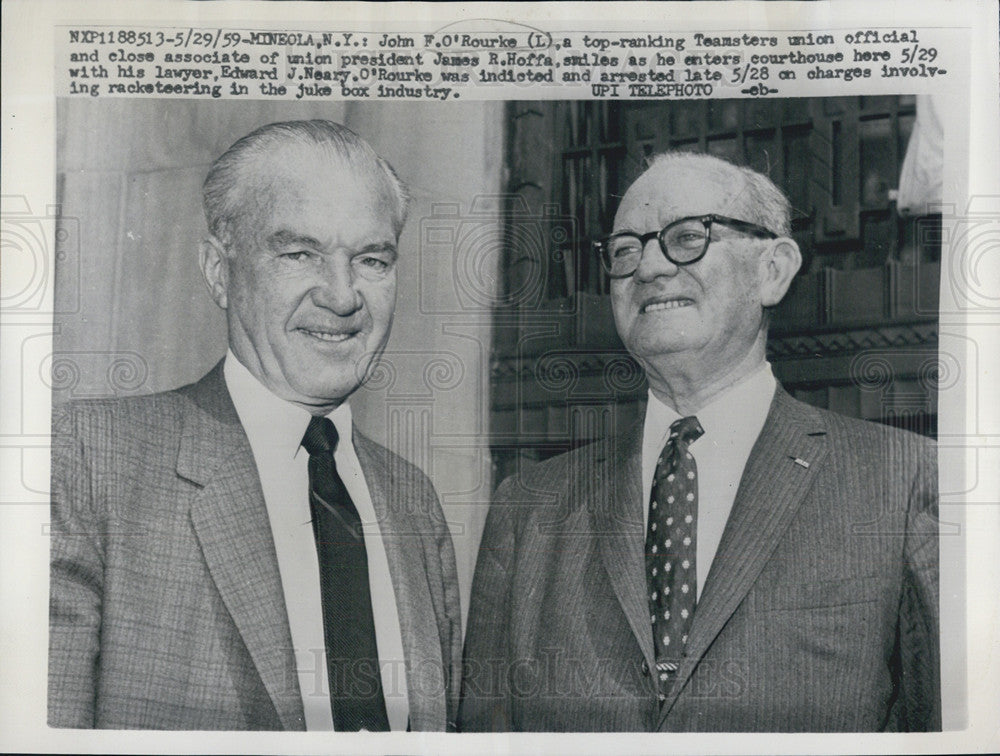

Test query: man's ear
[199,236,230,310]
[758,237,802,307]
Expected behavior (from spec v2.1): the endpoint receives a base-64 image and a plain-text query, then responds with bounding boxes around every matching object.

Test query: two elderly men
[460,152,940,732]
[49,120,939,733]
[48,121,461,731]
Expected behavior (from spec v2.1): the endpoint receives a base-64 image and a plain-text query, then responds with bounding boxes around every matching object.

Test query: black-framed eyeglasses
[594,214,778,278]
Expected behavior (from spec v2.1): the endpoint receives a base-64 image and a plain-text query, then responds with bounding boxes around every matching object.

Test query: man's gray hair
[203,120,410,248]
[646,151,792,237]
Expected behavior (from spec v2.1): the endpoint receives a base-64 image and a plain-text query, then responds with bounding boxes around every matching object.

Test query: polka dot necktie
[646,415,704,701]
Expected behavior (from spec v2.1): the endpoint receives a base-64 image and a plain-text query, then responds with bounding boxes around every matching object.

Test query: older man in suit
[49,120,461,731]
[460,152,939,732]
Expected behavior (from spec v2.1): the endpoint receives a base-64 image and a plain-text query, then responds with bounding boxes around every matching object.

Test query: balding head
[642,152,792,237]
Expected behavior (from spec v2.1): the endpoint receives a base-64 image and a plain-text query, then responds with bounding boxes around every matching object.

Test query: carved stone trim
[491,349,637,382]
[766,323,937,360]
[492,323,937,383]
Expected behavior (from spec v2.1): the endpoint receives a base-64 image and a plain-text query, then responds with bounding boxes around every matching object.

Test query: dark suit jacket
[459,387,939,732]
[49,362,462,730]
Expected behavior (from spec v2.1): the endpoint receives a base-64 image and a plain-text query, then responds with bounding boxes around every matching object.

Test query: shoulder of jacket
[815,403,933,450]
[494,438,609,497]
[52,387,191,441]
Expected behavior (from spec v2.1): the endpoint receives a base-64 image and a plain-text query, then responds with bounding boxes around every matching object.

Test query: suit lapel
[659,388,829,721]
[177,363,304,730]
[354,431,447,732]
[591,421,657,675]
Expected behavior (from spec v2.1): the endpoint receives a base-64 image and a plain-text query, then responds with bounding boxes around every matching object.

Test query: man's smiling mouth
[642,298,694,313]
[298,327,357,343]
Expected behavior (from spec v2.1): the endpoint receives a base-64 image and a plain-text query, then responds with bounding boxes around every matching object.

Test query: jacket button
[640,660,650,676]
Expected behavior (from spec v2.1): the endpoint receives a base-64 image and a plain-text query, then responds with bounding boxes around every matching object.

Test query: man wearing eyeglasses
[460,152,939,732]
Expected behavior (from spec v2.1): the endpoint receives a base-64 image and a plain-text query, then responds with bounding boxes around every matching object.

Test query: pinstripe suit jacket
[48,362,461,731]
[459,387,940,732]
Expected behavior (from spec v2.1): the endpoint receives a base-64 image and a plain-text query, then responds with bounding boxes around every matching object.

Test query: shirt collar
[223,350,353,459]
[644,361,776,450]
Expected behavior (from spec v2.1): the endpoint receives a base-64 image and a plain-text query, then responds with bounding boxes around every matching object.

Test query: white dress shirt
[224,352,409,731]
[641,362,776,600]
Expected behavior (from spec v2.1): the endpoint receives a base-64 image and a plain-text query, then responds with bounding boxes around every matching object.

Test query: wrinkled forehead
[248,143,392,207]
[613,160,751,232]
[217,143,399,249]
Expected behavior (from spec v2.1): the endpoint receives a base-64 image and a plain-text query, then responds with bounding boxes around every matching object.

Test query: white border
[3,2,998,753]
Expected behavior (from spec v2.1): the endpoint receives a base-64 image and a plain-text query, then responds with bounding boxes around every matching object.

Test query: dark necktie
[646,415,704,702]
[301,416,389,732]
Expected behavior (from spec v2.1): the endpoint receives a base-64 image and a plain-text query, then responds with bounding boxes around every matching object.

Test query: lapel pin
[792,457,810,468]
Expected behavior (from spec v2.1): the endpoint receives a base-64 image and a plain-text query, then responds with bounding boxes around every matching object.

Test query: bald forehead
[616,158,753,231]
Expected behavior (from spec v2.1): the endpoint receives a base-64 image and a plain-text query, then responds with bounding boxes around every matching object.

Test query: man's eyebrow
[265,230,398,256]
[357,241,398,257]
[265,229,323,249]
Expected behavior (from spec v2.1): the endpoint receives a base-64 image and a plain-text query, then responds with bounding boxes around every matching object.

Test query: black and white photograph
[2,2,998,754]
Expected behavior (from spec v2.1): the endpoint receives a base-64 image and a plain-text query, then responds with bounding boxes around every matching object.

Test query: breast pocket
[752,575,893,612]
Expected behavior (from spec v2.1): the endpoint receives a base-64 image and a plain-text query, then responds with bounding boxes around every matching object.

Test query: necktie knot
[669,415,704,447]
[302,415,339,457]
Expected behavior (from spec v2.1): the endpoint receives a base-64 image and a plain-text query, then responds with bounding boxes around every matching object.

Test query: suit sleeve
[48,405,105,728]
[430,482,463,732]
[458,475,518,732]
[893,439,941,731]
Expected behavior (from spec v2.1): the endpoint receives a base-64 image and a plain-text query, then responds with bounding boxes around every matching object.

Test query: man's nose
[634,237,679,281]
[311,255,362,315]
